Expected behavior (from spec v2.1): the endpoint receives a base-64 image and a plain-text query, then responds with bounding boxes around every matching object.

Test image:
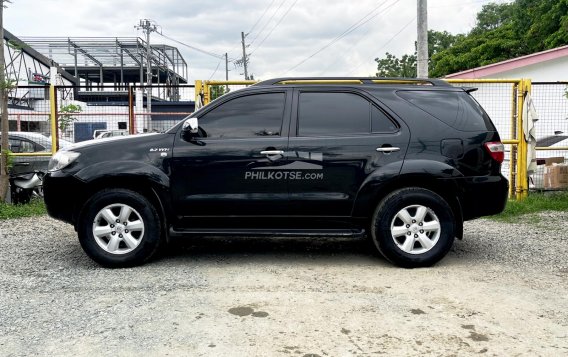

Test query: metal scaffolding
[21,36,188,101]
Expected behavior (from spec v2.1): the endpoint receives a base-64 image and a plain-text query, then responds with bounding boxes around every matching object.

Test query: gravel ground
[0,213,567,356]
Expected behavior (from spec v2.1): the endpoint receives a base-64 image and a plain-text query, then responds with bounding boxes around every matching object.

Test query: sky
[5,0,510,82]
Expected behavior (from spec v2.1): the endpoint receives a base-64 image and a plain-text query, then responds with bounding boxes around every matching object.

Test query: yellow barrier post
[202,81,210,106]
[201,80,258,106]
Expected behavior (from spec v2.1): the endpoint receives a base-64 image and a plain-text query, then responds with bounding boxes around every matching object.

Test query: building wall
[465,56,568,81]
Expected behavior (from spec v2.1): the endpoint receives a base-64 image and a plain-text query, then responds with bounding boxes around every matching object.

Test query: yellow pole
[508,83,517,199]
[203,81,211,106]
[49,84,58,155]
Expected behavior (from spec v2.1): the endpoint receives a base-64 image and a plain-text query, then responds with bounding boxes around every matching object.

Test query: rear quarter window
[396,90,495,132]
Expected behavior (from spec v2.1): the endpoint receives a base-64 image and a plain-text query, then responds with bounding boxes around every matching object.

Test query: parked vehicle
[93,130,129,139]
[2,132,72,203]
[3,132,72,173]
[10,171,44,204]
[43,77,508,268]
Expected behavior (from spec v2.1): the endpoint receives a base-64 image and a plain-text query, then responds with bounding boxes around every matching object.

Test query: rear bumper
[43,172,84,226]
[453,174,509,220]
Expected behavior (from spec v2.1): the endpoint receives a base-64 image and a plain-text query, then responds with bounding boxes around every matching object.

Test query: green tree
[210,85,228,101]
[58,104,82,131]
[470,2,514,35]
[375,30,462,77]
[376,53,416,77]
[430,23,520,77]
[374,0,568,78]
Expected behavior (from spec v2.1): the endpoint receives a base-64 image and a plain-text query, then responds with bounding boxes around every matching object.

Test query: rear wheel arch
[353,175,463,238]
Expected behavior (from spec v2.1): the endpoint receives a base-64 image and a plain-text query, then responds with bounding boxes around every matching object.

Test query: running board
[169,227,366,238]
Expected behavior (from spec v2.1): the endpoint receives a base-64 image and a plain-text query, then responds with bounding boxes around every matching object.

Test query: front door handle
[376,147,400,153]
[260,150,284,155]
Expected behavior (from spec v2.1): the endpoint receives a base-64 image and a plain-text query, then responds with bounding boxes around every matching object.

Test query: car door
[170,89,292,225]
[287,88,410,217]
[8,137,47,174]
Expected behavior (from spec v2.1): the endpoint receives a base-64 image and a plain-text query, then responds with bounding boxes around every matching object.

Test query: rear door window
[396,90,493,131]
[298,92,397,136]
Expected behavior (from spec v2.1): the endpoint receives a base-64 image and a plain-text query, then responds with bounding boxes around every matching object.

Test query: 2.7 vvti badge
[43,77,508,268]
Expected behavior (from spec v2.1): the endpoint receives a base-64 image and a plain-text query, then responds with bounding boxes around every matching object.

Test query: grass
[492,191,568,222]
[0,198,46,220]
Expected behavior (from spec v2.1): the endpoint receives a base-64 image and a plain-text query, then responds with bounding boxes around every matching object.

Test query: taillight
[484,142,505,163]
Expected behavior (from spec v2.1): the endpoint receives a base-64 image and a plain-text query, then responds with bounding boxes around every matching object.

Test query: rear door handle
[260,150,284,155]
[376,147,400,153]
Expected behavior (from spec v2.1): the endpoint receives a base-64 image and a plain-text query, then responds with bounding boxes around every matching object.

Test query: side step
[169,227,366,238]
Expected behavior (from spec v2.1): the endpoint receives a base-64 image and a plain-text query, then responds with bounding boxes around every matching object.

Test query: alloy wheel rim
[92,203,145,255]
[390,204,441,255]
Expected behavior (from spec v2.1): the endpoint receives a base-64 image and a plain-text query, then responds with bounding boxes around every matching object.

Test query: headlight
[48,151,80,172]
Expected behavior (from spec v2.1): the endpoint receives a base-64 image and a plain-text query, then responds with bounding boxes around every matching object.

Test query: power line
[157,32,225,59]
[208,60,222,80]
[250,0,298,55]
[285,0,400,73]
[249,0,288,46]
[318,1,402,75]
[247,0,277,36]
[349,16,416,76]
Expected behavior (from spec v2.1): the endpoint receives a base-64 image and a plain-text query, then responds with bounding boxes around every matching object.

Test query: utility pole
[225,53,229,81]
[225,52,229,92]
[241,32,249,80]
[135,19,159,131]
[417,0,429,78]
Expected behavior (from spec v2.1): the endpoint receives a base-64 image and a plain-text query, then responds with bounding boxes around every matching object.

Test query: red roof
[445,45,568,78]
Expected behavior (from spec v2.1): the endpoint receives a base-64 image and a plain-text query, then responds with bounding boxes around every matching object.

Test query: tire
[78,189,162,268]
[11,185,32,205]
[371,187,455,268]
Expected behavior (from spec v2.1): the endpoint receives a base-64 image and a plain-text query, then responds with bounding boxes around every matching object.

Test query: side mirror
[182,117,199,134]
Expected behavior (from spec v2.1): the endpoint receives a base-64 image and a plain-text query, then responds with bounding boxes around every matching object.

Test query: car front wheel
[371,188,456,268]
[78,189,162,268]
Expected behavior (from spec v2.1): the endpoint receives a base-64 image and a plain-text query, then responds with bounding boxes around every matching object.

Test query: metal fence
[530,82,568,191]
[5,79,568,199]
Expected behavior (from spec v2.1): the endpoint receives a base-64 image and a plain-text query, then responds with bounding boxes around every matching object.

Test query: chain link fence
[530,82,568,191]
[4,79,567,198]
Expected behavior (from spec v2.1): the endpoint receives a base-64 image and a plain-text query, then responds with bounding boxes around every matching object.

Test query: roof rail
[254,77,452,87]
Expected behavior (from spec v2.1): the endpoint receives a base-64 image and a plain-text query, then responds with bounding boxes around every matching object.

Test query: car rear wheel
[371,188,455,268]
[78,189,162,268]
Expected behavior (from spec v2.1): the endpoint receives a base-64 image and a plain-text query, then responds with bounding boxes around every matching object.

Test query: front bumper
[43,172,84,226]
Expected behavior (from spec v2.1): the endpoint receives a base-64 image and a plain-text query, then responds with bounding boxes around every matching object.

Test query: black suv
[44,78,508,268]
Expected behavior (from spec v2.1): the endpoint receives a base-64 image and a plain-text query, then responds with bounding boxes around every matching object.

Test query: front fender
[74,161,170,188]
